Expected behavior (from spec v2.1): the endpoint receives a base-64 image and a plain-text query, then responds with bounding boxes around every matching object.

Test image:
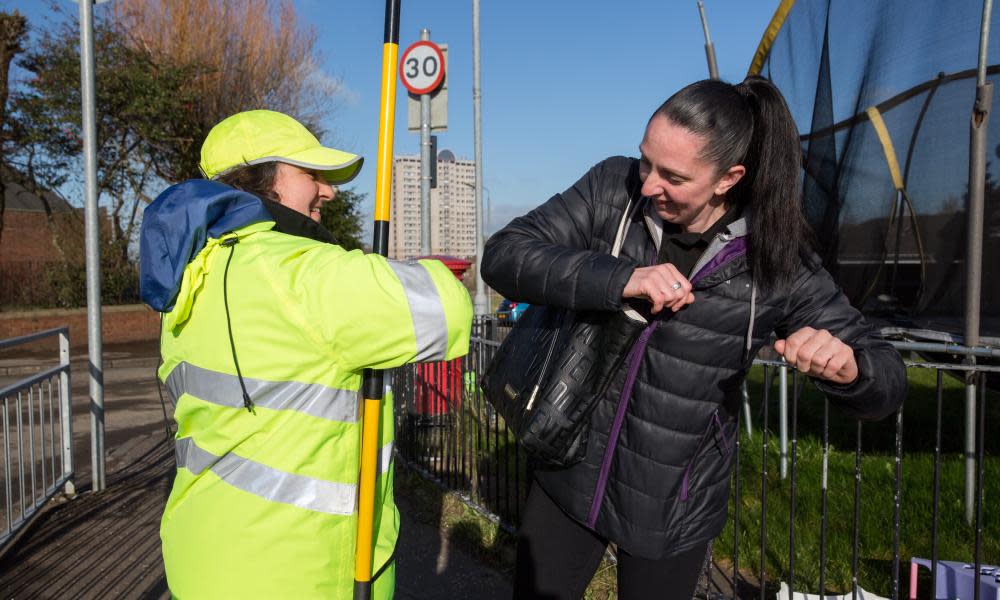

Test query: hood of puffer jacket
[139,179,272,313]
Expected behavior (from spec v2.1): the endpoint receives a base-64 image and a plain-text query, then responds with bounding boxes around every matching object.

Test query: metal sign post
[401,37,446,256]
[75,0,106,493]
[419,32,432,255]
[472,0,488,315]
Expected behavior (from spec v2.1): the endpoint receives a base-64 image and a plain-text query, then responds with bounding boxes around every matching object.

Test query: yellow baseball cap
[199,110,363,184]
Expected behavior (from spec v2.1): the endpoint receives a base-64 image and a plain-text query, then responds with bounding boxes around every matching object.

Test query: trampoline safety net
[754,0,1000,338]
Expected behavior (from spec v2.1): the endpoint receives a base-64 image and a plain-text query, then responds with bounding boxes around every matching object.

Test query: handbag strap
[611,194,640,258]
[614,193,650,324]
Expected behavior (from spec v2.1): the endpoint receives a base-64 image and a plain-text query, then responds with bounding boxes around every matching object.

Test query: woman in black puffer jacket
[481,78,906,600]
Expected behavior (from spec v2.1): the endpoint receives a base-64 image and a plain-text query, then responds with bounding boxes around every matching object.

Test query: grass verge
[714,365,999,596]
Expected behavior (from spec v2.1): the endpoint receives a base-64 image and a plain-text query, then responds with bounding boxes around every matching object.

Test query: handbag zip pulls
[526,310,567,410]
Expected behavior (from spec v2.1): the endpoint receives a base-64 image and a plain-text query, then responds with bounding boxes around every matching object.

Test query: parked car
[496,299,529,323]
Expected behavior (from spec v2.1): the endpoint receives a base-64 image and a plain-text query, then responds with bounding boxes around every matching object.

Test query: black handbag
[482,306,647,467]
[481,198,647,468]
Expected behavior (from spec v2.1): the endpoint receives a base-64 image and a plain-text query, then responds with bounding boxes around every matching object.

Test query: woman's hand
[622,264,694,314]
[774,327,858,385]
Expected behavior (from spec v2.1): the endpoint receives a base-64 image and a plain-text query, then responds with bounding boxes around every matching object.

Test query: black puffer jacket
[482,156,906,560]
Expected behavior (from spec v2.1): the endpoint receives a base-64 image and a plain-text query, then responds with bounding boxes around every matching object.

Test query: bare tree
[111,0,342,182]
[4,1,343,270]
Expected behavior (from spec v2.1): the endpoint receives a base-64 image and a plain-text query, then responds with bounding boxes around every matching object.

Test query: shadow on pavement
[0,439,173,599]
[394,465,513,600]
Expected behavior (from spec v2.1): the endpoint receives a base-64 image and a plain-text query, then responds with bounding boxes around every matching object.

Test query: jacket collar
[260,198,339,245]
[641,199,749,279]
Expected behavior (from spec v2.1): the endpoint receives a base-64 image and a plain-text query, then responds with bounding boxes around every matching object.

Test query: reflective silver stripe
[379,440,394,475]
[175,437,357,516]
[165,362,360,423]
[175,434,219,475]
[388,260,450,361]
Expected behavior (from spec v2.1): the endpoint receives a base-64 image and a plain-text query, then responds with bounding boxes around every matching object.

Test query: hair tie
[735,80,754,101]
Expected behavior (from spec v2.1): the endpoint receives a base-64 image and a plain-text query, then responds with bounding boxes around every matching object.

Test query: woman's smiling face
[638,114,745,233]
[273,163,335,222]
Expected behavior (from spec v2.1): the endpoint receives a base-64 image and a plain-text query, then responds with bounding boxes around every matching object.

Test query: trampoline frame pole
[697,1,720,80]
[963,0,992,525]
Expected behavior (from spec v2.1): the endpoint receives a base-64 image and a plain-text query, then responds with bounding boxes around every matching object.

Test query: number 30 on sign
[399,41,445,95]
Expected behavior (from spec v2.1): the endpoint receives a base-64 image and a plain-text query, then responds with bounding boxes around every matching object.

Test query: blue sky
[305,0,775,231]
[3,0,775,231]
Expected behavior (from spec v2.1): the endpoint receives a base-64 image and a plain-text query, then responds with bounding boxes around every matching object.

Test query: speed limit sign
[399,41,445,95]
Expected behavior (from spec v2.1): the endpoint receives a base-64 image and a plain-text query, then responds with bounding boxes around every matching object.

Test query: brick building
[0,168,85,307]
[1,176,82,264]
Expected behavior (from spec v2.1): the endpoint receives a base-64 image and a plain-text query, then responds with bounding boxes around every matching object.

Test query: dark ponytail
[654,76,813,292]
[733,76,813,292]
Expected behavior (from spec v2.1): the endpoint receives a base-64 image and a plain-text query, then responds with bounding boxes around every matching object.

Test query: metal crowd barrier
[393,317,997,599]
[722,357,996,600]
[393,318,519,526]
[0,328,75,549]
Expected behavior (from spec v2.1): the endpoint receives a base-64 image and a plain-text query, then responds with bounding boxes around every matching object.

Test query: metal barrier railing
[393,318,520,525]
[393,317,997,599]
[0,327,75,548]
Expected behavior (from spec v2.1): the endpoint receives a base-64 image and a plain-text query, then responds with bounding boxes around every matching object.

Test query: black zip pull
[242,390,256,415]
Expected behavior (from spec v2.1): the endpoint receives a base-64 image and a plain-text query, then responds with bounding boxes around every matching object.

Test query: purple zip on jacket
[586,237,747,529]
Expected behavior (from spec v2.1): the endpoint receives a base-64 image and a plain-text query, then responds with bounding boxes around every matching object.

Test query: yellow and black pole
[355,1,400,599]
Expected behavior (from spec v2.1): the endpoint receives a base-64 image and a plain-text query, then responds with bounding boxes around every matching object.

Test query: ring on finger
[670,281,682,290]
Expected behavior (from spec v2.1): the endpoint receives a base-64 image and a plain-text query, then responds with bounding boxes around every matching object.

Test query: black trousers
[514,479,709,600]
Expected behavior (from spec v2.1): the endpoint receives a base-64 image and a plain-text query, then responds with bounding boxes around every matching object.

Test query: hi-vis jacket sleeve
[301,246,473,373]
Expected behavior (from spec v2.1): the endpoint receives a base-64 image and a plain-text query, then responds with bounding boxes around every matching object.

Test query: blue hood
[140,180,272,312]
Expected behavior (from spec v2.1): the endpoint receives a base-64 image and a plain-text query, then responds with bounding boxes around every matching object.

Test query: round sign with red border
[399,41,445,95]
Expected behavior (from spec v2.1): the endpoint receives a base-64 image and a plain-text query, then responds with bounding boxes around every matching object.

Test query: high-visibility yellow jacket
[140,181,472,599]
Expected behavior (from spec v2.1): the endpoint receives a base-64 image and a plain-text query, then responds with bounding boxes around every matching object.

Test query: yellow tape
[354,397,383,582]
[374,42,398,222]
[748,0,796,76]
[865,106,904,191]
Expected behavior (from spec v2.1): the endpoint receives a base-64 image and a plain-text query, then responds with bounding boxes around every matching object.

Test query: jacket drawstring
[221,233,256,415]
[744,278,758,364]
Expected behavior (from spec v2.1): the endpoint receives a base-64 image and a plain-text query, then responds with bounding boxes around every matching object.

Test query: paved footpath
[0,341,511,599]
